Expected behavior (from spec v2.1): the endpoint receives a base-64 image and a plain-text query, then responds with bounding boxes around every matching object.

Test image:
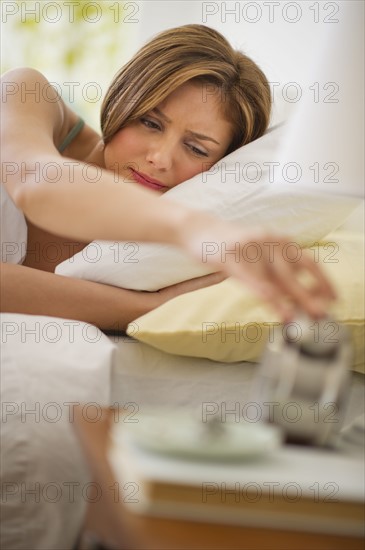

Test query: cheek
[104,128,140,170]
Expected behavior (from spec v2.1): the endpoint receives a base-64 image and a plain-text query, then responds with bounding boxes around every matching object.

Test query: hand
[156,271,226,304]
[178,214,337,322]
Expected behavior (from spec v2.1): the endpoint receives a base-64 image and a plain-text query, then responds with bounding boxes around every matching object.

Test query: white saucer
[117,411,283,461]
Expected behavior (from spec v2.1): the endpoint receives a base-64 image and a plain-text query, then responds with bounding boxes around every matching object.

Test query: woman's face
[103,81,233,193]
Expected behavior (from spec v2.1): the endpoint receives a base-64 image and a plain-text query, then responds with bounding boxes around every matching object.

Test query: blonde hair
[101,24,271,154]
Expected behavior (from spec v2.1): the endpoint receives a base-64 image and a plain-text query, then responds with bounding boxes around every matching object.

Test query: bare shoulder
[1,67,64,114]
[1,67,59,90]
[1,67,99,158]
[1,66,57,90]
[1,67,64,143]
[1,67,101,162]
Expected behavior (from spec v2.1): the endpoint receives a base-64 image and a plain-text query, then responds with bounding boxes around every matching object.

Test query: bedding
[109,333,365,438]
[0,314,115,550]
[125,230,365,374]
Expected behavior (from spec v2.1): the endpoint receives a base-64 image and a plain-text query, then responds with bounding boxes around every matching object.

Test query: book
[108,416,365,537]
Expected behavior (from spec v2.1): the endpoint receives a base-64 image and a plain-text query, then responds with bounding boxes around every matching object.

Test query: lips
[129,168,167,191]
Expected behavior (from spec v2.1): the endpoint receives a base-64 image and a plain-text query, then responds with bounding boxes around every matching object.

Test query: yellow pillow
[127,231,364,373]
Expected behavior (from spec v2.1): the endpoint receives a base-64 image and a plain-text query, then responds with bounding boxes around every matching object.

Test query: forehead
[157,81,229,128]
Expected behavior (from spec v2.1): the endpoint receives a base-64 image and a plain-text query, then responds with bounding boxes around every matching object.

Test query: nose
[145,138,174,171]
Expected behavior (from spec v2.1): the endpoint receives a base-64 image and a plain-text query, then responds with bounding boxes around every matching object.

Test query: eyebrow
[152,107,221,146]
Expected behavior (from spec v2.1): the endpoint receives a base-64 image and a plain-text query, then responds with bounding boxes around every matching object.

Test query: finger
[297,250,337,300]
[268,255,330,319]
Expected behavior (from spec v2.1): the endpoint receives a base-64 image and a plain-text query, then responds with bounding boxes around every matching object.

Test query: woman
[1,25,334,328]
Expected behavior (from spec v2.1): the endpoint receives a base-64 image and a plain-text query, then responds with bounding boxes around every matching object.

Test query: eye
[187,144,209,157]
[140,117,161,130]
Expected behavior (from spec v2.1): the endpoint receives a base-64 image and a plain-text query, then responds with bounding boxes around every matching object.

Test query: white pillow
[56,120,360,291]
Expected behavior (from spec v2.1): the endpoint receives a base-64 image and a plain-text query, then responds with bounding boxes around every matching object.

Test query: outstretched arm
[14,178,334,321]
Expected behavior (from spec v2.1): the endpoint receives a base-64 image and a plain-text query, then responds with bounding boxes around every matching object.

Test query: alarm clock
[250,316,353,447]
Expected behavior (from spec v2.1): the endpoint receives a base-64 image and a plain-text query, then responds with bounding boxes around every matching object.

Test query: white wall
[137,1,346,85]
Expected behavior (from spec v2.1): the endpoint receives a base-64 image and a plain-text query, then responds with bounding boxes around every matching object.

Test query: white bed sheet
[110,335,365,431]
[0,314,114,550]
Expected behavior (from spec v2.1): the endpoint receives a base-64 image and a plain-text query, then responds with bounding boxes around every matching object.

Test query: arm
[0,263,224,331]
[0,263,158,331]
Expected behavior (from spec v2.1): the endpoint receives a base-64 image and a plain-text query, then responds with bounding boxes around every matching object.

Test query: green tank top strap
[57,117,85,153]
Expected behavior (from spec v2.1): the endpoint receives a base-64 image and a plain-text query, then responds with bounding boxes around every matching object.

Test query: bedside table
[73,407,364,550]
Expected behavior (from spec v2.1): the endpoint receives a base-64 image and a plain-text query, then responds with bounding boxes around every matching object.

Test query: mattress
[110,335,365,431]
